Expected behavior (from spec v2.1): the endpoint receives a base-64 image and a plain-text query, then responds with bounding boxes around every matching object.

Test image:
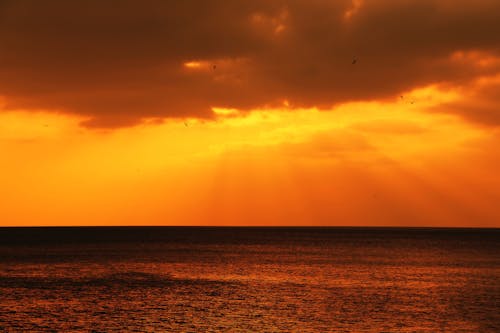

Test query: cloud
[435,74,500,126]
[0,0,499,127]
[350,119,428,135]
[278,131,375,160]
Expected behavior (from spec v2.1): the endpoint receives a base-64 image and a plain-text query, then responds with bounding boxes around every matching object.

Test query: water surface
[0,227,498,332]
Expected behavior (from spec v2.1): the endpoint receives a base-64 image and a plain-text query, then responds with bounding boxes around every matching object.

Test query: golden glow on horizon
[1,84,499,226]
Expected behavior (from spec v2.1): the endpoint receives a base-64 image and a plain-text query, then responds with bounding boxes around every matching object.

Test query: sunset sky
[1,0,500,226]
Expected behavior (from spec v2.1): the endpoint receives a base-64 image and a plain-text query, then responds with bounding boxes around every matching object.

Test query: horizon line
[1,225,499,230]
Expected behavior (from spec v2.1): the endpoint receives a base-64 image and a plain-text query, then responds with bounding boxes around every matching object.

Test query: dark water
[0,227,499,332]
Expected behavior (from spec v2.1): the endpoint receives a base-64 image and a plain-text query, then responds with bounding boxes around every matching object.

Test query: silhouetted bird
[184,122,188,127]
[352,57,357,65]
[213,65,217,70]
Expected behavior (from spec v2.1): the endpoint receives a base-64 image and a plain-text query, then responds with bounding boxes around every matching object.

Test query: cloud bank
[0,0,499,127]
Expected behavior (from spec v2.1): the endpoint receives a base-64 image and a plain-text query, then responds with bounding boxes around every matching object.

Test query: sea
[0,227,498,332]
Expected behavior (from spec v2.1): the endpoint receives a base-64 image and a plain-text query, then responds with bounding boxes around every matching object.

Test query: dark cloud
[439,78,500,126]
[0,0,499,127]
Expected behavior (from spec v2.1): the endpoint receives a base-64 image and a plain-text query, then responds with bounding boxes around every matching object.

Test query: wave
[0,271,239,290]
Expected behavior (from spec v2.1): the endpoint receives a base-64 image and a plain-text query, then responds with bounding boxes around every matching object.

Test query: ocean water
[0,227,498,332]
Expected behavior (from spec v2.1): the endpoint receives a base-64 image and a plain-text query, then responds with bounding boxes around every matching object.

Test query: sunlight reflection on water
[0,228,498,332]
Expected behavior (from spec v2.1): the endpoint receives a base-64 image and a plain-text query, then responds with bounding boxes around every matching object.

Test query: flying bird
[351,56,357,65]
[212,64,217,70]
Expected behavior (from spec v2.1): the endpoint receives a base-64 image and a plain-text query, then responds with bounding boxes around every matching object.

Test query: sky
[1,0,500,226]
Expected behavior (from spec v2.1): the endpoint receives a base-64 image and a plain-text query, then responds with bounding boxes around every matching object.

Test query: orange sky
[1,0,500,226]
